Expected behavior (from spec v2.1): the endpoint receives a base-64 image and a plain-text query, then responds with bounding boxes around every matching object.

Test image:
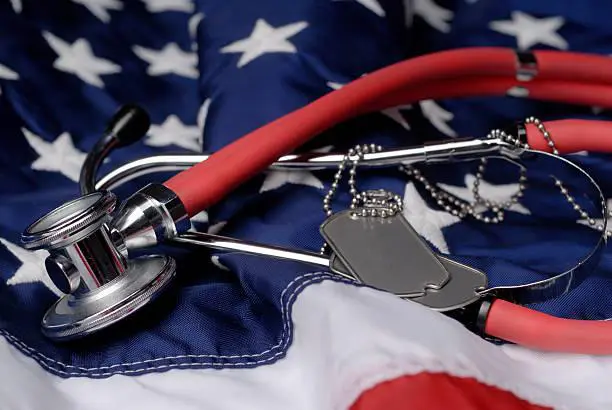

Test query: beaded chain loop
[322,143,401,254]
[525,117,611,237]
[400,126,528,224]
[321,116,611,254]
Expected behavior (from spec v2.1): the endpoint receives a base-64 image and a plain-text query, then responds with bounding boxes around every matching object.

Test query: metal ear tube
[22,103,519,342]
[19,47,612,354]
[20,100,608,357]
[19,101,609,357]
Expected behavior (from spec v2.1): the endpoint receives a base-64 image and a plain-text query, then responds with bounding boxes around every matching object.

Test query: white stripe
[1,281,612,410]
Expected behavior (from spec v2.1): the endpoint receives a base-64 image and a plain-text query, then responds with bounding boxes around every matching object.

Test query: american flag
[1,0,612,409]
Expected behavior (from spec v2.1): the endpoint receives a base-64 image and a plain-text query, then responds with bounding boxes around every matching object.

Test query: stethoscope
[19,46,612,355]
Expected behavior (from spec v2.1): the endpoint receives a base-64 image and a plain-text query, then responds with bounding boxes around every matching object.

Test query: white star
[189,12,205,39]
[382,105,412,130]
[1,238,61,296]
[140,0,194,12]
[198,98,211,135]
[328,81,412,129]
[414,0,454,33]
[420,100,456,137]
[402,182,460,254]
[327,81,343,90]
[0,64,18,80]
[22,128,87,182]
[489,11,567,50]
[42,31,121,88]
[133,43,198,79]
[188,211,228,237]
[403,0,414,27]
[189,211,209,231]
[189,12,205,50]
[354,0,385,17]
[437,174,531,215]
[211,256,230,271]
[10,0,21,13]
[146,115,201,152]
[260,170,324,193]
[72,0,123,23]
[208,221,227,235]
[260,146,333,193]
[0,63,19,96]
[221,19,308,68]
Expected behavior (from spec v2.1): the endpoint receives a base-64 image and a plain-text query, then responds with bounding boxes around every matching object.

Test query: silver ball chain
[520,115,612,238]
[399,116,611,236]
[400,127,528,224]
[521,117,609,237]
[321,143,403,254]
[320,117,612,247]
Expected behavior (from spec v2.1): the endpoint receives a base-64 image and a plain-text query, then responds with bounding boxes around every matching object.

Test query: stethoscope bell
[21,190,176,341]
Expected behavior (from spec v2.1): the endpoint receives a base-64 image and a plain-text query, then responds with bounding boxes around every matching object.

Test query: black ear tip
[106,104,151,147]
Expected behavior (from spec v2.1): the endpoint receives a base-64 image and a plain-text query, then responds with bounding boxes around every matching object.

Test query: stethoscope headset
[19,47,612,355]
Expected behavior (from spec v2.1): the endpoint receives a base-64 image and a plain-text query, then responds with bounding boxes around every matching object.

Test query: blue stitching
[0,272,354,377]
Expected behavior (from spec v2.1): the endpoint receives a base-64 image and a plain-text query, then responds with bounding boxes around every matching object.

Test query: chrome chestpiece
[22,186,182,340]
[21,104,608,342]
[21,105,190,341]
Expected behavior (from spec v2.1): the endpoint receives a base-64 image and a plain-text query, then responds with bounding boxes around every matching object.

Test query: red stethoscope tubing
[163,46,612,355]
[165,47,612,214]
[485,300,612,355]
[378,78,612,118]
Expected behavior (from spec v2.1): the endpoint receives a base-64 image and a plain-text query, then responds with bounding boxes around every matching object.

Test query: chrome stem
[95,138,513,191]
[86,132,518,279]
[90,136,512,273]
[169,232,356,279]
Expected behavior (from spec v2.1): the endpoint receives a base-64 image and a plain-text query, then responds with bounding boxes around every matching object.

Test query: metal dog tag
[320,210,450,298]
[328,244,487,311]
[412,255,487,311]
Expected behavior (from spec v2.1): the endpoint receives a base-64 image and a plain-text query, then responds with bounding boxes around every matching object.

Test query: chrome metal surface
[63,112,604,330]
[320,164,488,311]
[41,255,176,341]
[111,183,190,252]
[95,138,515,191]
[515,50,538,81]
[477,149,607,305]
[170,232,357,280]
[320,210,450,298]
[410,255,488,312]
[63,223,127,290]
[45,254,81,294]
[94,135,604,308]
[21,191,117,251]
[21,191,127,290]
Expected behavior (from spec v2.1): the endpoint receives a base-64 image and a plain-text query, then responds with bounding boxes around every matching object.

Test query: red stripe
[349,373,552,410]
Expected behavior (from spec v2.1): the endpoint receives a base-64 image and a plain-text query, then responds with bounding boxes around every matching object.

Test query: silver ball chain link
[321,143,402,254]
[401,116,611,236]
[320,117,611,254]
[524,117,612,237]
[400,128,528,224]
